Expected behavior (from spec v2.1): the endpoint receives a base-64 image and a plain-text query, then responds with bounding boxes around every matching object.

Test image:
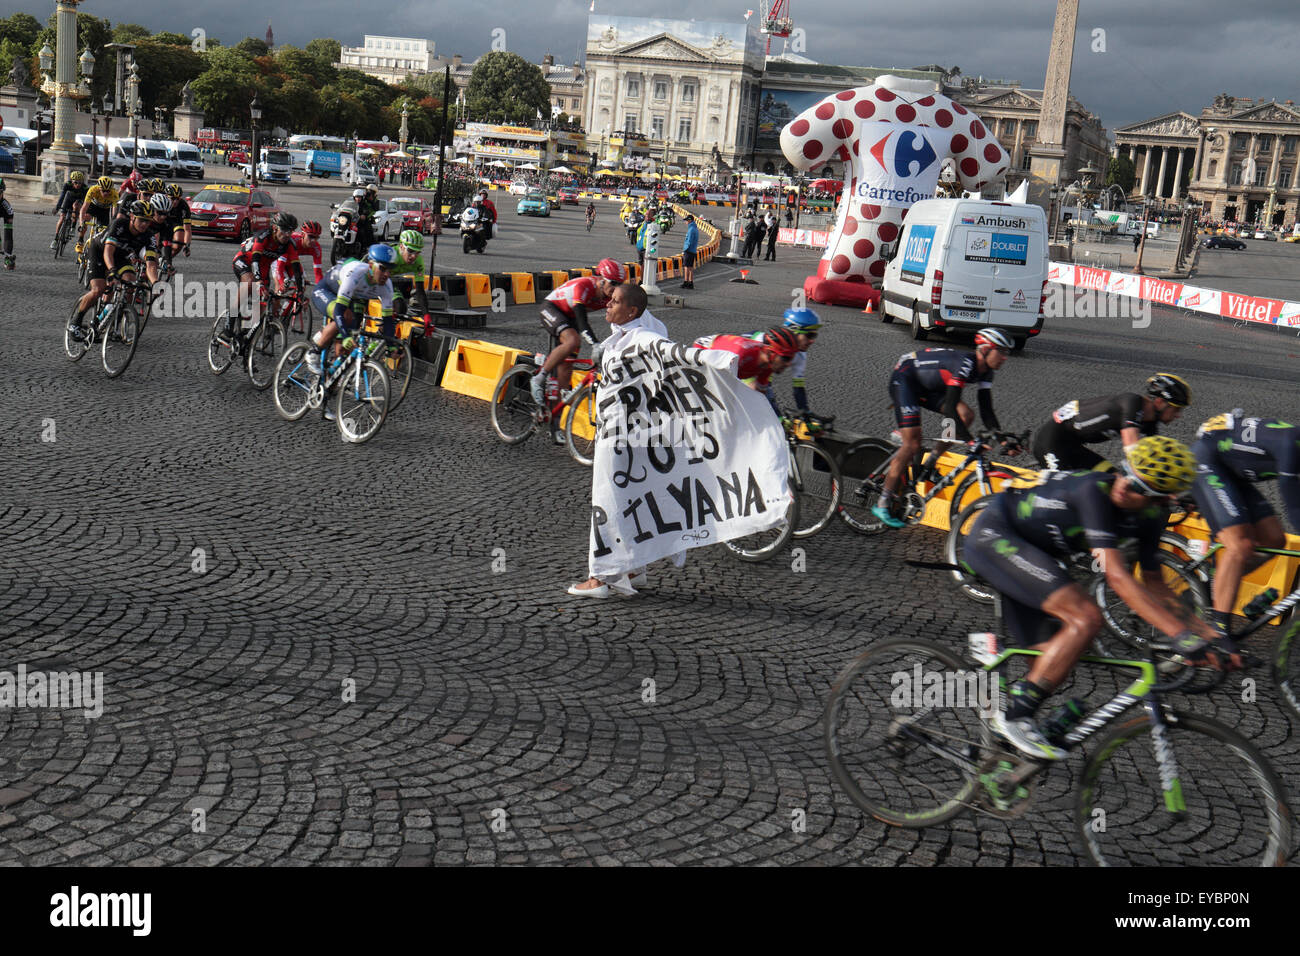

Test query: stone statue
[180,80,194,108]
[8,57,31,89]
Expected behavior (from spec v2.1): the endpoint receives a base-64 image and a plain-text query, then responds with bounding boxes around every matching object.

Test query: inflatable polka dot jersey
[780,75,1010,309]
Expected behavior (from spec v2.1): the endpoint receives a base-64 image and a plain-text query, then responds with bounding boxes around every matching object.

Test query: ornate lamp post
[399,100,410,155]
[126,60,141,173]
[102,92,114,171]
[249,92,262,188]
[37,2,96,190]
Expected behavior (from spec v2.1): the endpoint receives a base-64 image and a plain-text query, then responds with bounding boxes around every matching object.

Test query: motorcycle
[623,211,644,245]
[461,206,489,254]
[656,209,675,233]
[329,200,370,265]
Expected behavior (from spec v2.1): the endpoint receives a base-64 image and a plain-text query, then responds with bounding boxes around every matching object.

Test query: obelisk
[1027,0,1080,211]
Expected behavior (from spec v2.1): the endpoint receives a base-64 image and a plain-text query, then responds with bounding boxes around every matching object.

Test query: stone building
[339,35,437,85]
[1118,95,1300,225]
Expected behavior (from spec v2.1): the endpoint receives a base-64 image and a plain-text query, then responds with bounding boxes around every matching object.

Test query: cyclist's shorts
[85,239,123,283]
[233,259,254,280]
[539,304,583,348]
[87,204,110,228]
[961,495,1072,647]
[887,369,941,430]
[1030,424,1113,473]
[1191,436,1275,533]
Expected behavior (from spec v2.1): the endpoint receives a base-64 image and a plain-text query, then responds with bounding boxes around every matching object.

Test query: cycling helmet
[97,176,113,191]
[150,178,166,193]
[271,211,298,232]
[398,229,423,252]
[782,307,823,333]
[596,258,626,283]
[1123,435,1196,495]
[1145,372,1192,408]
[974,328,1014,351]
[70,171,85,184]
[367,243,396,266]
[124,169,142,186]
[127,200,152,220]
[148,193,172,215]
[352,188,366,199]
[302,220,322,238]
[166,183,182,198]
[1196,411,1237,438]
[762,327,801,358]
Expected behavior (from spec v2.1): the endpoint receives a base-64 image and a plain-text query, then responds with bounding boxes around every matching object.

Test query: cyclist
[1191,411,1300,654]
[272,219,325,292]
[225,211,299,340]
[692,327,799,398]
[67,199,162,341]
[387,229,433,335]
[1031,373,1192,472]
[307,244,396,391]
[746,308,825,422]
[961,436,1213,760]
[585,202,596,232]
[531,257,626,403]
[0,178,13,269]
[877,329,1014,528]
[79,176,119,246]
[159,183,193,271]
[52,171,88,250]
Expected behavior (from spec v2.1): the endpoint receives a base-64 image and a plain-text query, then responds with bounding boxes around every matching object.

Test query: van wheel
[910,307,929,341]
[1012,336,1027,352]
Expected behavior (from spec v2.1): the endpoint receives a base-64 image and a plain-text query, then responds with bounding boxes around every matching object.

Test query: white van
[163,140,204,178]
[880,198,1049,349]
[75,133,107,166]
[106,138,149,175]
[0,126,36,157]
[140,140,175,176]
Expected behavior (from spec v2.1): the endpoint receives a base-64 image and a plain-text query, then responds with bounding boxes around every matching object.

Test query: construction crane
[758,0,794,55]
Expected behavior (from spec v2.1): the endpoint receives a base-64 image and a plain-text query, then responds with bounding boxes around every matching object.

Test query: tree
[271,78,321,133]
[130,40,206,114]
[465,51,550,124]
[1105,154,1136,193]
[112,23,151,44]
[274,46,330,88]
[235,37,268,58]
[305,37,341,67]
[152,32,192,47]
[191,46,259,127]
[0,12,41,50]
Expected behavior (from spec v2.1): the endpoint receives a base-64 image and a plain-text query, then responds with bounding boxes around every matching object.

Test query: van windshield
[176,147,200,161]
[264,150,290,164]
[146,146,168,159]
[118,143,135,156]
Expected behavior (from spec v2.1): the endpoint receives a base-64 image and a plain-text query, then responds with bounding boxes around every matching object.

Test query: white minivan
[163,140,204,178]
[880,198,1049,350]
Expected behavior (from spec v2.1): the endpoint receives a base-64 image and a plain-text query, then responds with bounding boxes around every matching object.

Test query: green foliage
[305,37,341,67]
[131,40,206,113]
[112,23,151,44]
[0,36,25,80]
[151,32,191,48]
[0,12,41,50]
[465,51,550,124]
[1105,154,1136,193]
[235,37,268,58]
[191,46,258,127]
[274,46,330,88]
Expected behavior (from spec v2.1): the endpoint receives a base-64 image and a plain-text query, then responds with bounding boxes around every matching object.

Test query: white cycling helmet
[352,188,366,199]
[148,192,172,215]
[974,328,1013,351]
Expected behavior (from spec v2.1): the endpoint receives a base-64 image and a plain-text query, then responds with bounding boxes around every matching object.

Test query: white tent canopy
[518,162,540,170]
[355,147,378,156]
[550,165,575,174]
[388,150,411,159]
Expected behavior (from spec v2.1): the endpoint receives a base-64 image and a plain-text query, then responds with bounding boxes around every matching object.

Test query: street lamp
[400,100,410,155]
[35,1,96,185]
[103,93,114,166]
[250,92,263,188]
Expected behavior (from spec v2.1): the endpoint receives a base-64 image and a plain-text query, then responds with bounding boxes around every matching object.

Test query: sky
[8,0,1299,131]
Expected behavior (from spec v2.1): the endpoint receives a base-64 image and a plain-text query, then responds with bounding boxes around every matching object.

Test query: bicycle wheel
[207,313,236,375]
[64,312,92,362]
[273,343,316,422]
[562,383,598,466]
[335,359,390,443]
[380,340,413,413]
[246,320,287,391]
[791,440,841,538]
[723,480,799,561]
[1272,618,1300,720]
[945,495,998,604]
[826,638,987,827]
[490,363,541,444]
[1076,710,1292,866]
[1094,551,1208,651]
[100,302,139,378]
[837,438,899,534]
[949,470,999,527]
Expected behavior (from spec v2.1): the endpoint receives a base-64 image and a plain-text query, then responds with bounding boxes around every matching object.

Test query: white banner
[855,121,954,209]
[588,339,792,580]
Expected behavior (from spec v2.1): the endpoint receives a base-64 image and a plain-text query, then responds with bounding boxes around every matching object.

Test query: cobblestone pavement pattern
[1,199,1297,865]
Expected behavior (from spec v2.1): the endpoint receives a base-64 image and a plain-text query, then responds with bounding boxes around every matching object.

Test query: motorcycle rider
[461,196,490,252]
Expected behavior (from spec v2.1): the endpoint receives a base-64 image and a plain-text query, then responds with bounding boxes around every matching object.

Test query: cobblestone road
[1,204,1297,865]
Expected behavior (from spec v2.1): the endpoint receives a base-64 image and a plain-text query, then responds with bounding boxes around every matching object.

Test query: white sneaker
[529,371,547,405]
[988,712,1066,761]
[305,349,322,374]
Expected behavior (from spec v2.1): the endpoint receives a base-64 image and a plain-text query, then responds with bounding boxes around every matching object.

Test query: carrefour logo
[870,129,940,178]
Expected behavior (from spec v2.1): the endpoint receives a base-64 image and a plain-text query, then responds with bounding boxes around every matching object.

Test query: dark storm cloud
[11,0,1298,130]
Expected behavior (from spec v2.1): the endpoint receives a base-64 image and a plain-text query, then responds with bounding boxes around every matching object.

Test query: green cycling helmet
[398,229,424,253]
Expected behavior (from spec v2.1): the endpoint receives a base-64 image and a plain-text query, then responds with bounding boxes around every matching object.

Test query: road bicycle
[837,430,1029,534]
[359,326,413,414]
[784,413,841,539]
[63,270,159,378]
[272,335,391,443]
[269,286,315,340]
[489,350,600,466]
[76,223,107,288]
[824,627,1292,866]
[206,287,288,391]
[52,214,74,259]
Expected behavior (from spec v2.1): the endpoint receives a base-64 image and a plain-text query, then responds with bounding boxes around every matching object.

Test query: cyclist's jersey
[745,330,807,382]
[1195,413,1300,526]
[998,471,1166,569]
[1045,393,1155,444]
[545,276,610,319]
[234,229,298,280]
[893,348,993,402]
[84,185,118,209]
[101,216,159,262]
[271,234,323,285]
[164,198,192,235]
[692,333,771,385]
[56,182,87,212]
[321,259,394,315]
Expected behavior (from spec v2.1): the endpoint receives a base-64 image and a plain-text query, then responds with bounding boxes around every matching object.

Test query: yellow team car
[1284,233,1300,243]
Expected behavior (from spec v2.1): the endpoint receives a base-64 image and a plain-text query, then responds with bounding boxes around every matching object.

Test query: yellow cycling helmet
[97,176,113,191]
[1197,412,1233,437]
[70,171,85,184]
[1124,435,1196,495]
